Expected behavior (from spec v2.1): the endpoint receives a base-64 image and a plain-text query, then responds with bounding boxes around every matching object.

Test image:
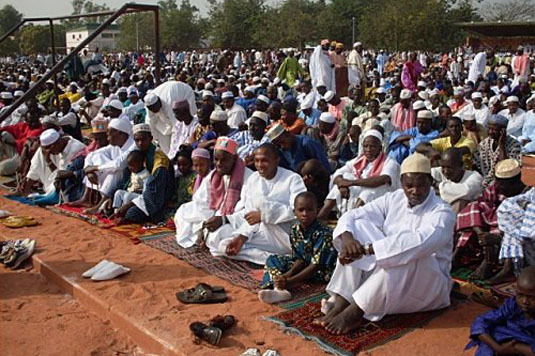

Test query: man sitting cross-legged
[215,143,307,265]
[316,153,456,335]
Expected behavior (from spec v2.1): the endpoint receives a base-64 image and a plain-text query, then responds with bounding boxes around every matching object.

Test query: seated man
[234,111,270,165]
[388,109,440,164]
[214,143,307,265]
[455,159,527,279]
[318,112,346,170]
[318,129,400,219]
[175,137,252,248]
[18,129,86,205]
[417,116,476,169]
[113,124,175,224]
[431,147,483,214]
[0,109,43,176]
[68,116,135,212]
[473,114,521,187]
[267,123,331,173]
[317,153,455,334]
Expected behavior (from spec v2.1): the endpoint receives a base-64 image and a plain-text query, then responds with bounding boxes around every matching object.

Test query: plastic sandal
[176,283,227,304]
[2,216,39,228]
[189,322,222,345]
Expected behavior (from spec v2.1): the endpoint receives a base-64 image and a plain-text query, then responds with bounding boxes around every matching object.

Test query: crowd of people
[0,40,534,353]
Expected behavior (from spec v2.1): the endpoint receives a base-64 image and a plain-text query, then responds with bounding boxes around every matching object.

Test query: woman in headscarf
[318,129,400,219]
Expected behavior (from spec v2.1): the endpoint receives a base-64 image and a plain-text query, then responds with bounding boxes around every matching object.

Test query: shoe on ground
[91,262,130,281]
[82,259,111,278]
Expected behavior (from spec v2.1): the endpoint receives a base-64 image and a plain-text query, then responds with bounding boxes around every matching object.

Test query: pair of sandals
[0,239,36,269]
[190,315,236,346]
[2,216,39,228]
[176,283,228,304]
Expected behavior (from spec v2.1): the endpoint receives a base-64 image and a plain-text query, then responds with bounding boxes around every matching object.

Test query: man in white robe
[431,147,483,213]
[347,42,365,88]
[169,100,199,160]
[222,91,247,129]
[498,95,525,140]
[317,153,455,334]
[468,50,488,85]
[68,116,135,210]
[309,40,335,93]
[175,137,252,249]
[215,143,307,265]
[144,81,197,157]
[20,129,86,203]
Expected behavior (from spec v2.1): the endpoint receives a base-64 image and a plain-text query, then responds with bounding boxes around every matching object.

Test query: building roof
[456,21,535,37]
[67,23,120,33]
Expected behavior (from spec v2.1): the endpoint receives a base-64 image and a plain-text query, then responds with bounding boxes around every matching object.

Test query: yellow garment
[151,149,169,175]
[58,91,82,103]
[431,135,476,169]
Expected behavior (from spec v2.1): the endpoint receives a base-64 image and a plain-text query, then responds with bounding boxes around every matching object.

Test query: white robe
[83,137,135,196]
[226,104,247,129]
[27,137,86,194]
[327,156,400,214]
[213,167,307,265]
[309,45,335,92]
[431,168,483,204]
[347,49,365,87]
[168,118,199,160]
[175,168,253,248]
[146,81,197,157]
[326,189,455,321]
[499,108,526,140]
[468,52,487,84]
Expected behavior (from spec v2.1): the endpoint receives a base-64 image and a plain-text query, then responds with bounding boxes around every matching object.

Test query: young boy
[466,266,535,356]
[112,150,150,213]
[258,191,337,304]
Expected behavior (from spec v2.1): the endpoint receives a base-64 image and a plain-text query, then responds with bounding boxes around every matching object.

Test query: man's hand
[113,203,131,218]
[336,178,353,189]
[339,232,364,264]
[56,170,74,180]
[245,211,261,225]
[274,275,288,290]
[204,216,223,232]
[496,340,518,355]
[86,172,99,185]
[84,166,99,175]
[339,186,350,199]
[225,235,247,256]
[521,139,531,146]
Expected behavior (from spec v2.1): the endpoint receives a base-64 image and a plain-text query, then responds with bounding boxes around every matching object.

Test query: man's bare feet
[314,293,349,327]
[67,199,93,208]
[324,303,364,335]
[469,260,495,280]
[487,259,516,285]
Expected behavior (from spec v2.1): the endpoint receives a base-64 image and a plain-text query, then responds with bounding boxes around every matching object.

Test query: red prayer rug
[264,300,448,356]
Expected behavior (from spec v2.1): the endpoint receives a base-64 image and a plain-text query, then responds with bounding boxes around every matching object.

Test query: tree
[482,0,535,21]
[63,0,111,30]
[19,24,66,55]
[318,0,369,46]
[207,0,266,49]
[118,13,156,51]
[160,0,203,49]
[358,0,481,51]
[0,5,23,55]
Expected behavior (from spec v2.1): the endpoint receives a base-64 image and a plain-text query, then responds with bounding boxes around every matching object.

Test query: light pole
[136,20,139,52]
[352,17,355,45]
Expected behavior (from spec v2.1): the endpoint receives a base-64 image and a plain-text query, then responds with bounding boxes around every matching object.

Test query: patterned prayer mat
[264,300,448,356]
[491,281,516,298]
[140,233,326,303]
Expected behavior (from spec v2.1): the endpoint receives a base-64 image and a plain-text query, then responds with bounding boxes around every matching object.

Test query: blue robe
[278,135,331,173]
[388,127,439,164]
[466,297,535,356]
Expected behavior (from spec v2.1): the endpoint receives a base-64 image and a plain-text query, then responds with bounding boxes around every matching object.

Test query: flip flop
[189,322,222,346]
[2,216,39,228]
[176,283,227,304]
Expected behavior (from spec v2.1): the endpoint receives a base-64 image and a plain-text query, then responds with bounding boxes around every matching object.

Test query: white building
[66,24,120,52]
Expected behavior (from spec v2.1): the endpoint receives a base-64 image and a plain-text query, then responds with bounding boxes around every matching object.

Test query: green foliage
[206,0,265,49]
[358,0,482,51]
[118,13,156,51]
[0,5,23,55]
[160,0,203,49]
[62,0,111,30]
[19,24,66,55]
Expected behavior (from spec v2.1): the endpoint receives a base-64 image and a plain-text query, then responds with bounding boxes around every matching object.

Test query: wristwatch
[364,243,374,256]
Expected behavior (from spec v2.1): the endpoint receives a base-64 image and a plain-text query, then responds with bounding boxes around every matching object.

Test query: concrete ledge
[32,254,183,356]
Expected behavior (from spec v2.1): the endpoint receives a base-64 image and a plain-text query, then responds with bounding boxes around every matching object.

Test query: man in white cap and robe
[144,81,197,158]
[309,39,335,93]
[215,143,307,265]
[469,92,490,128]
[222,91,247,129]
[498,96,525,140]
[234,111,270,163]
[316,153,455,334]
[347,42,365,88]
[68,115,135,211]
[18,128,86,205]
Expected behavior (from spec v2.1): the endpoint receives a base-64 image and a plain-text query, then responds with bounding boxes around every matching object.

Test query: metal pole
[136,21,139,52]
[352,17,355,45]
[48,19,60,109]
[154,7,161,85]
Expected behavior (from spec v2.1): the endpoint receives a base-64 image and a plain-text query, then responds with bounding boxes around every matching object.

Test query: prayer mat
[140,233,327,302]
[45,204,116,228]
[491,281,516,298]
[451,267,489,287]
[3,194,37,206]
[264,301,448,356]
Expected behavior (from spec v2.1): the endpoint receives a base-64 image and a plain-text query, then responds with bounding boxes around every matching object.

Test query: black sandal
[176,283,227,304]
[190,322,222,345]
